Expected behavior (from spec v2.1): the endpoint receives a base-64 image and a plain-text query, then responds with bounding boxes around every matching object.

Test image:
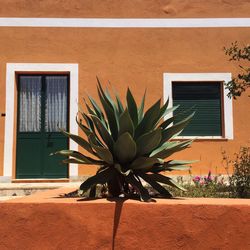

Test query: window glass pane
[173,82,222,136]
[19,76,42,132]
[45,76,68,132]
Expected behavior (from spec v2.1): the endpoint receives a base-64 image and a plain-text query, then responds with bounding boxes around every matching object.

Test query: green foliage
[224,41,250,99]
[223,147,250,198]
[166,182,230,198]
[52,78,195,201]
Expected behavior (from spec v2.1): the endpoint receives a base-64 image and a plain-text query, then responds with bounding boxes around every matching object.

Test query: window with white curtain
[18,75,68,133]
[45,76,68,132]
[19,76,42,132]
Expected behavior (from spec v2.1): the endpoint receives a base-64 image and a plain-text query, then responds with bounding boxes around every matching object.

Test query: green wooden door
[16,75,69,179]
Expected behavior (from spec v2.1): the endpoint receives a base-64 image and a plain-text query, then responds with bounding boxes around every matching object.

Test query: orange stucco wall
[1,188,250,249]
[0,0,249,178]
[0,0,250,18]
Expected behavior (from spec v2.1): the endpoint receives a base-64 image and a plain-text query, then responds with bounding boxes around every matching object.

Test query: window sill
[174,136,229,141]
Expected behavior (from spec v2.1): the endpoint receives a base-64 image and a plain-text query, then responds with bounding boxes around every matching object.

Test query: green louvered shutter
[173,82,222,136]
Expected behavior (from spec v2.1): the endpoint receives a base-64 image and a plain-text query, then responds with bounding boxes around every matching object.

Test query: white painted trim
[0,18,249,28]
[173,136,224,140]
[3,63,79,180]
[163,73,233,140]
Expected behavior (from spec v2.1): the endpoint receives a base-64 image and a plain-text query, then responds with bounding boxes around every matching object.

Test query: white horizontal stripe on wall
[0,18,250,28]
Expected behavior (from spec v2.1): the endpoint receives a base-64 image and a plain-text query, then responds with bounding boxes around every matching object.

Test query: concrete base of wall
[1,188,249,250]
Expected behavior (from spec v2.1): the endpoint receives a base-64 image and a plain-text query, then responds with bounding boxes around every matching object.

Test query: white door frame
[3,63,79,182]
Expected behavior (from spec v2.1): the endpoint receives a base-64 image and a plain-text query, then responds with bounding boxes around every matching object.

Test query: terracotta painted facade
[0,0,249,181]
[1,188,250,249]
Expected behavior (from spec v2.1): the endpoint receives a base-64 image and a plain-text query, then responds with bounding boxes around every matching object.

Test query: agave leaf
[62,157,104,165]
[89,185,97,198]
[165,159,198,166]
[159,106,180,129]
[150,161,193,173]
[105,88,114,105]
[91,115,114,151]
[126,88,138,126]
[135,99,161,138]
[96,77,117,111]
[119,109,134,137]
[97,78,119,126]
[150,141,178,157]
[89,134,113,164]
[83,98,97,117]
[53,150,104,165]
[114,163,131,176]
[62,158,86,164]
[106,88,121,123]
[114,132,137,164]
[136,128,162,155]
[96,77,109,101]
[125,174,152,202]
[160,105,195,130]
[148,173,187,191]
[158,98,169,119]
[88,95,105,122]
[79,167,115,192]
[59,129,96,156]
[80,112,96,132]
[174,105,197,118]
[151,140,193,159]
[76,116,92,137]
[164,165,191,171]
[105,84,121,113]
[162,105,179,119]
[130,157,163,170]
[139,172,172,197]
[116,95,124,114]
[160,112,195,143]
[159,116,175,130]
[110,84,125,115]
[138,89,146,122]
[97,87,119,140]
[76,116,105,147]
[162,159,198,171]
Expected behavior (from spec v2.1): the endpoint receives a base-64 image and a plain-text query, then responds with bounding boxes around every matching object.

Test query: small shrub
[222,147,250,198]
[228,147,250,198]
[169,171,230,198]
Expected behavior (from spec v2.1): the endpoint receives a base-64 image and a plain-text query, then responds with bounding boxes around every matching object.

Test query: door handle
[47,133,53,147]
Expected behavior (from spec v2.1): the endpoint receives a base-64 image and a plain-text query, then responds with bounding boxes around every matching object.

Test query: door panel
[43,135,68,177]
[16,75,69,179]
[16,136,42,178]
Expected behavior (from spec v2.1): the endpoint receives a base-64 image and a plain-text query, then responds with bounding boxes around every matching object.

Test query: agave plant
[53,78,196,201]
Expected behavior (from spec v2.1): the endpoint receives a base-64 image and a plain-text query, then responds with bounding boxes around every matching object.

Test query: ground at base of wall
[1,173,248,200]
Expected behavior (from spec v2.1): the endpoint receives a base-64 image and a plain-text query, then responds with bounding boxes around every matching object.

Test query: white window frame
[163,73,233,140]
[3,63,79,182]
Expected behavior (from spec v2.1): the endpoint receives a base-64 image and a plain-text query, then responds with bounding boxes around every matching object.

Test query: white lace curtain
[19,76,42,132]
[19,75,68,132]
[45,76,68,132]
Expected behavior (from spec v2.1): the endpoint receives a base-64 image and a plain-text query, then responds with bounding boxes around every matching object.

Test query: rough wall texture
[0,0,249,178]
[0,0,250,18]
[0,188,250,250]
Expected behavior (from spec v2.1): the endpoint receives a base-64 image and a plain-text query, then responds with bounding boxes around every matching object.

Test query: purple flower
[193,176,201,182]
